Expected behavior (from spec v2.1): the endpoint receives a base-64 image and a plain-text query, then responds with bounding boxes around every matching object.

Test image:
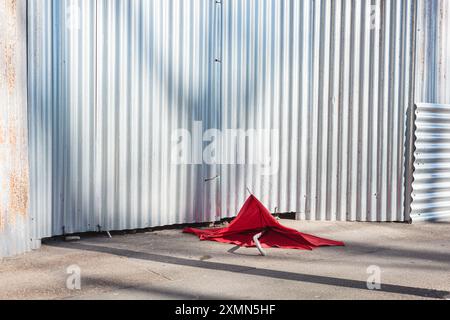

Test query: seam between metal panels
[404,0,419,223]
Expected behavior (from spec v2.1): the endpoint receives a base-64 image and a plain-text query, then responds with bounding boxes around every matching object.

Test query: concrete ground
[0,220,449,300]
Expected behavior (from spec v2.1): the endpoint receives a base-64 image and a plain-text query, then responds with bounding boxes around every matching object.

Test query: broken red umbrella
[184,195,344,253]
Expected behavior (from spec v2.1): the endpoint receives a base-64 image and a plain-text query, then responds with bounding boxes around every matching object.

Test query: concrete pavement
[0,220,449,300]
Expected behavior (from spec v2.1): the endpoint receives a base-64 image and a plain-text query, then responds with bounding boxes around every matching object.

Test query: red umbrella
[184,195,344,253]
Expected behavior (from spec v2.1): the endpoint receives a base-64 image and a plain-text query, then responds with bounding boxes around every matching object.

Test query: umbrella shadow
[227,245,262,257]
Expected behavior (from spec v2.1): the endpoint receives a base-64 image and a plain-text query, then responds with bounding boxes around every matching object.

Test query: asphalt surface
[0,220,449,300]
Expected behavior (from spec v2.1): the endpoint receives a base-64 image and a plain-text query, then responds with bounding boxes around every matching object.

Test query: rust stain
[0,203,5,232]
[0,171,7,231]
[4,43,16,94]
[8,169,29,217]
[0,0,30,235]
[7,118,17,146]
[3,0,18,94]
[0,121,4,145]
[6,0,17,17]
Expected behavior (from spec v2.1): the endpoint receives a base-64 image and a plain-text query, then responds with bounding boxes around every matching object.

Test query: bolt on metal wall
[0,0,31,257]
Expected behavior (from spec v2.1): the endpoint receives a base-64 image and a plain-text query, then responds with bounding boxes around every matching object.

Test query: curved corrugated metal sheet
[26,0,419,247]
[411,103,450,221]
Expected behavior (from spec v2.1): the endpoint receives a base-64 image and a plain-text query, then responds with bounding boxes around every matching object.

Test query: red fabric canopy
[184,195,344,250]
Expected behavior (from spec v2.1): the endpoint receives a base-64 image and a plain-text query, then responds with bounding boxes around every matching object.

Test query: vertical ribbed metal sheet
[27,0,53,244]
[54,0,97,236]
[95,0,218,231]
[26,0,419,247]
[415,0,450,105]
[28,0,98,238]
[0,0,32,257]
[28,0,219,237]
[411,103,450,221]
[219,0,416,222]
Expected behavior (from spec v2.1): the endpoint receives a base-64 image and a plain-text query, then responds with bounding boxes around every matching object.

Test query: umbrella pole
[253,231,267,256]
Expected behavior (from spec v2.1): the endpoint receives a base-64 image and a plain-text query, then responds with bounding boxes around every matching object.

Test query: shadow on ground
[47,241,449,299]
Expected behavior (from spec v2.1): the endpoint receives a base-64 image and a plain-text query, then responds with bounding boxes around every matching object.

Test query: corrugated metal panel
[411,103,450,221]
[0,0,32,257]
[28,0,219,237]
[28,0,98,238]
[28,0,53,241]
[95,0,218,231]
[26,0,419,245]
[53,0,97,236]
[415,0,450,105]
[219,0,416,222]
[408,1,450,222]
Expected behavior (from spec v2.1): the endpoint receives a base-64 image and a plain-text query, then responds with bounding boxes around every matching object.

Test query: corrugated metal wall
[28,0,220,238]
[411,103,450,221]
[415,0,450,105]
[28,0,98,238]
[27,0,52,245]
[95,0,219,232]
[0,0,32,257]
[410,1,450,222]
[26,0,419,245]
[220,0,416,222]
